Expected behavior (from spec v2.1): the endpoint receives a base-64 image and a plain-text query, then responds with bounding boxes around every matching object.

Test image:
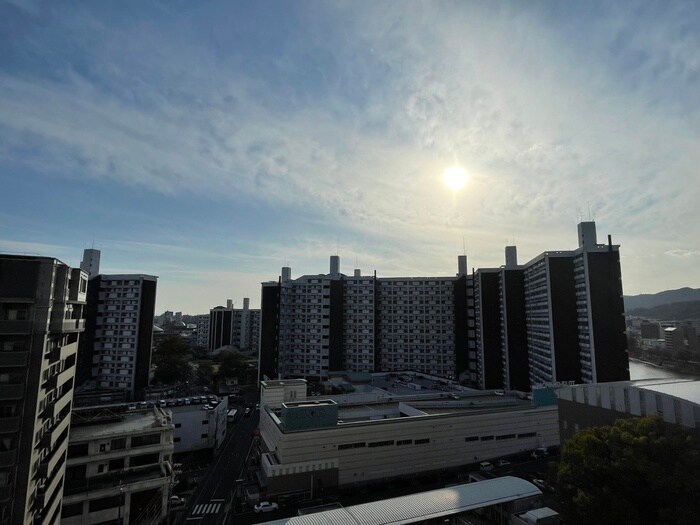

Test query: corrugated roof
[260,477,541,525]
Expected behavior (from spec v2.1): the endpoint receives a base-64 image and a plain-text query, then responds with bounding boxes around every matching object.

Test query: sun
[443,165,468,191]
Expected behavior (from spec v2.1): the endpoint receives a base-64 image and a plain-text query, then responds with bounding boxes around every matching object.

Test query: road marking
[192,502,221,515]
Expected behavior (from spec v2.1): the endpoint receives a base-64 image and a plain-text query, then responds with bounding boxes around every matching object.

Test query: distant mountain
[624,287,700,312]
[627,300,700,321]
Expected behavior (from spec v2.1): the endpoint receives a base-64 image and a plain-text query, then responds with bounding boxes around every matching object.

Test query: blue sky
[1,0,699,312]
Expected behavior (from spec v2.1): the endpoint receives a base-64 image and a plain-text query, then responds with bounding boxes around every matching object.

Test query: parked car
[496,459,511,467]
[254,501,279,513]
[530,447,549,459]
[244,407,251,417]
[159,400,166,408]
[170,495,185,506]
[479,461,494,472]
[494,389,505,396]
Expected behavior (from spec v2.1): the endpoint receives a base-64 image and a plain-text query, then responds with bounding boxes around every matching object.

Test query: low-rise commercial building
[256,379,559,498]
[555,378,700,441]
[61,406,174,525]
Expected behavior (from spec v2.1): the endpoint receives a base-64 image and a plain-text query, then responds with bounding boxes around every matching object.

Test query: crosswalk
[191,501,222,516]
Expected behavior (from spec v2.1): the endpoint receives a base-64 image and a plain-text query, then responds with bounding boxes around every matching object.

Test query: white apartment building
[195,314,210,349]
[61,407,174,525]
[262,256,469,381]
[376,278,457,377]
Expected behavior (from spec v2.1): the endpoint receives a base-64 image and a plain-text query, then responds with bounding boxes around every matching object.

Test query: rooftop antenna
[587,202,592,221]
[462,236,466,256]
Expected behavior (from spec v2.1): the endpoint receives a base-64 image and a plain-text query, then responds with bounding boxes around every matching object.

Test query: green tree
[152,334,192,385]
[557,416,700,525]
[215,349,255,383]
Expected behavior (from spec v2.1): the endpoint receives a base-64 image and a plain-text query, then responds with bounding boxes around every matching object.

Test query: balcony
[0,351,28,367]
[0,416,20,434]
[0,448,17,467]
[0,484,11,502]
[62,463,170,496]
[0,320,32,334]
[50,319,85,333]
[0,383,25,400]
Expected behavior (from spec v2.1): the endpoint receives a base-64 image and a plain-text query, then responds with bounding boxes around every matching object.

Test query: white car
[496,459,511,467]
[254,501,279,513]
[479,461,494,472]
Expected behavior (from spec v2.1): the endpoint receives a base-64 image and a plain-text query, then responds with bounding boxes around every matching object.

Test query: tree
[152,334,192,385]
[557,416,700,525]
[215,349,255,383]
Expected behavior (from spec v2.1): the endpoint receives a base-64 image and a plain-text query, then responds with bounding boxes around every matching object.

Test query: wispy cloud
[1,1,699,308]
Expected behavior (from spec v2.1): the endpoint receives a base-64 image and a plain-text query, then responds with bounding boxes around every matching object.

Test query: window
[174,437,181,443]
[97,464,105,473]
[175,423,182,428]
[464,436,478,442]
[480,435,494,441]
[517,432,537,439]
[111,438,126,450]
[99,444,106,452]
[396,439,413,446]
[201,433,208,438]
[414,438,430,445]
[131,433,160,447]
[496,434,516,440]
[368,440,394,448]
[130,453,159,467]
[338,442,366,450]
[61,502,83,518]
[109,458,125,470]
[202,420,208,425]
[67,443,88,458]
[89,495,121,512]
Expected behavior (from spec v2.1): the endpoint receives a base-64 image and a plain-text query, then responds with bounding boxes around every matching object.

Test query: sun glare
[443,166,468,191]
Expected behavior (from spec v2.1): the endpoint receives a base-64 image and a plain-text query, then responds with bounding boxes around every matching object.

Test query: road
[182,400,260,525]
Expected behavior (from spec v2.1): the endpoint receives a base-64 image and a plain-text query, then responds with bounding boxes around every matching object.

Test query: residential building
[640,321,662,340]
[0,254,88,525]
[260,222,628,389]
[260,256,470,382]
[77,249,158,401]
[256,379,559,497]
[524,222,628,386]
[195,314,210,349]
[209,298,261,353]
[61,406,174,525]
[664,327,685,353]
[169,396,228,454]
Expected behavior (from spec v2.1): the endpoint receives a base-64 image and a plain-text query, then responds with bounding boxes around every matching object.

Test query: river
[629,359,700,381]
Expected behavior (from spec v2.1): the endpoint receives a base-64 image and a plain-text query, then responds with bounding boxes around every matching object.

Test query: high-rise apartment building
[0,254,88,525]
[261,222,629,389]
[475,222,629,390]
[260,256,470,381]
[208,298,260,353]
[77,250,157,401]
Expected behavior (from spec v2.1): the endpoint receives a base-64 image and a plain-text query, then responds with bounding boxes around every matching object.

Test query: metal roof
[260,477,541,525]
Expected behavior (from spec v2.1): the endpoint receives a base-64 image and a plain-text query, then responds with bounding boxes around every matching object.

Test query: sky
[1,0,699,313]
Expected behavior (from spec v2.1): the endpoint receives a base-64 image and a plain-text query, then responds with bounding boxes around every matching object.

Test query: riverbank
[629,357,700,380]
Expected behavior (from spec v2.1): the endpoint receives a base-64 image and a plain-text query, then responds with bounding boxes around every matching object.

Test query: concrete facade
[556,379,700,442]
[61,407,174,525]
[0,254,88,525]
[256,380,559,497]
[170,397,228,454]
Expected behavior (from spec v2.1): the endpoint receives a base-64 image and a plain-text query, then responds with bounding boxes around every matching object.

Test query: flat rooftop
[70,410,166,441]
